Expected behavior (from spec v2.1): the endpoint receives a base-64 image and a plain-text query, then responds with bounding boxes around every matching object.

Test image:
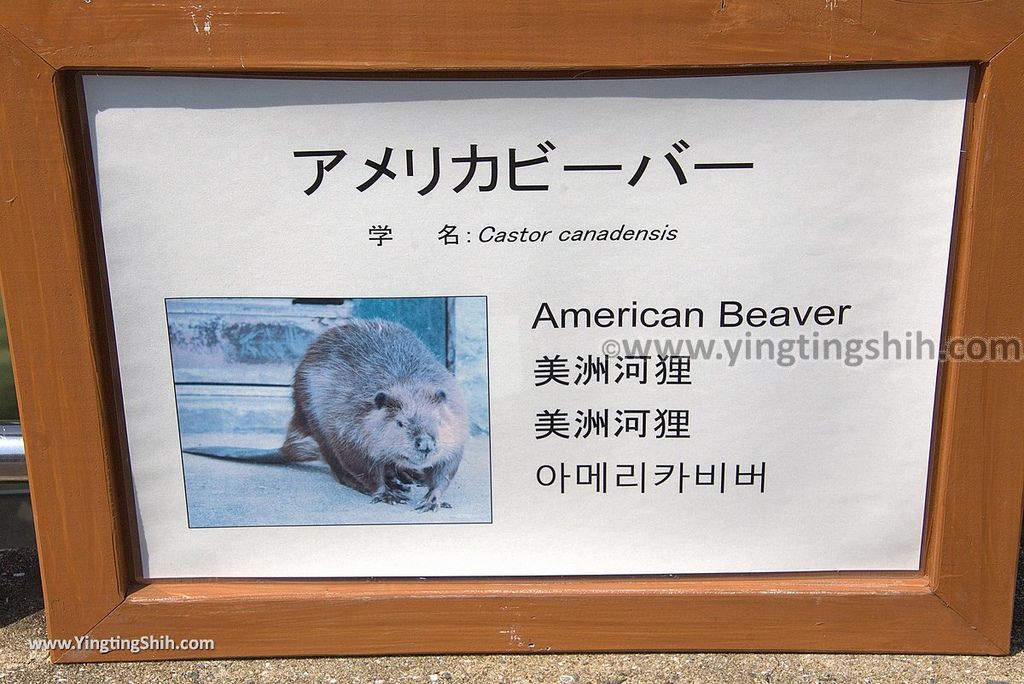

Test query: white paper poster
[85,68,968,578]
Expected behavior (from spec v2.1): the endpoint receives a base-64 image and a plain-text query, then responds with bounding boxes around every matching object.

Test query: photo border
[0,1,1021,660]
[160,295,494,531]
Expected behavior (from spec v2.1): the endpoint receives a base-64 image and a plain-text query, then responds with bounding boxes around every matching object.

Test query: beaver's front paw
[415,495,452,512]
[384,476,411,493]
[372,490,408,505]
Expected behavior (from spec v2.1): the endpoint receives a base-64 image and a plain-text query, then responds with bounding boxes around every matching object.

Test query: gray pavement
[0,544,1021,683]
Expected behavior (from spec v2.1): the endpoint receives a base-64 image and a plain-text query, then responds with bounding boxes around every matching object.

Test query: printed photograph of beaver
[284,320,468,512]
[166,296,491,527]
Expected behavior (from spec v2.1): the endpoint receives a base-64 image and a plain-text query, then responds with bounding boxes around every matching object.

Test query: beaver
[279,319,470,512]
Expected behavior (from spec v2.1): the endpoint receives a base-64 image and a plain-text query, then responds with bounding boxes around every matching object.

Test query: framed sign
[0,1,1022,662]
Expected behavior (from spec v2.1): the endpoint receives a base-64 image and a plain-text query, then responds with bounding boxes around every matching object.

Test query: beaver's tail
[183,446,298,464]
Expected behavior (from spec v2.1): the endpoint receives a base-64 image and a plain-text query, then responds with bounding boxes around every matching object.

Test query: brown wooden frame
[0,1,1022,662]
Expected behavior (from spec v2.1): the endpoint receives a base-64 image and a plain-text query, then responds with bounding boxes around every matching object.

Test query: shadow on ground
[1013,524,1024,655]
[0,548,42,628]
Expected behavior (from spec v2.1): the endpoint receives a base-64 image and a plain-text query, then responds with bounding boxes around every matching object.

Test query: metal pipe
[0,422,27,481]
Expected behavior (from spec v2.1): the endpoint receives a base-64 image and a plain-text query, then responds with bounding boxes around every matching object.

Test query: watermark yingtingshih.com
[27,635,216,655]
[581,331,1023,371]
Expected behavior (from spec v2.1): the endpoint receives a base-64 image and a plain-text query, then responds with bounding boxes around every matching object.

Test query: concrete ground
[181,434,492,527]
[0,545,1021,684]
